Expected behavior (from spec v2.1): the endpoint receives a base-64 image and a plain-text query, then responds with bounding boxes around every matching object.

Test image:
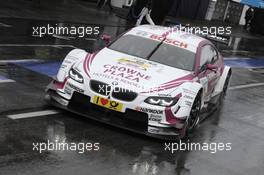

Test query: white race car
[45,25,231,139]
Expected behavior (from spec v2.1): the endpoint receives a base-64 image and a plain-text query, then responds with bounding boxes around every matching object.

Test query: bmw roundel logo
[112,81,118,86]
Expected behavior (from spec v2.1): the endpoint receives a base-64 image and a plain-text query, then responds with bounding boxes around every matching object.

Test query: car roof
[126,25,208,53]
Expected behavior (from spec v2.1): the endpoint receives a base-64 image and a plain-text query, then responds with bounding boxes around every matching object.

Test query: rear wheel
[218,71,231,106]
[223,71,231,97]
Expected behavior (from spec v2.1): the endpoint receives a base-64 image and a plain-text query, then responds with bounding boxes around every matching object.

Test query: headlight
[144,97,178,107]
[69,68,84,83]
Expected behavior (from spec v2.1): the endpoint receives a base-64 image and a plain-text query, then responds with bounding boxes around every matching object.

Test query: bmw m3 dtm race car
[45,25,231,139]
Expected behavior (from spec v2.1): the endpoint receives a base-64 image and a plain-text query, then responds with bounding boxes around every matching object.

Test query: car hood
[83,48,193,94]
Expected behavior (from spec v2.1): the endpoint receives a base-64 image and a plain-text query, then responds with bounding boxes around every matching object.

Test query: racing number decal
[92,96,123,112]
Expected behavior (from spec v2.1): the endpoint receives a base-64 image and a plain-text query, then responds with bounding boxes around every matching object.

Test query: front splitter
[46,91,181,141]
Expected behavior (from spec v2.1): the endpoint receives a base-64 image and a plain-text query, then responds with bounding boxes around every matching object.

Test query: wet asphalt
[1,1,264,175]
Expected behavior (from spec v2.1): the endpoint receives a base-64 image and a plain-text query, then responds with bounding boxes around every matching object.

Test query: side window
[200,45,218,70]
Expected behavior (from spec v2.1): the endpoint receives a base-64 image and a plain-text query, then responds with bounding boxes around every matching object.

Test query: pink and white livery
[45,25,231,139]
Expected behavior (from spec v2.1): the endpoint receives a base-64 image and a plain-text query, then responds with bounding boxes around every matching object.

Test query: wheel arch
[56,49,87,82]
[213,66,232,96]
[178,81,204,109]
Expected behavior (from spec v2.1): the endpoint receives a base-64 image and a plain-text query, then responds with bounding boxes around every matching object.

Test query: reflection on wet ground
[0,47,264,175]
[217,36,264,58]
[1,77,264,175]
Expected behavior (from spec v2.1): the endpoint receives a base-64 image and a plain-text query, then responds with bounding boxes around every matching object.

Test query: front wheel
[180,92,202,139]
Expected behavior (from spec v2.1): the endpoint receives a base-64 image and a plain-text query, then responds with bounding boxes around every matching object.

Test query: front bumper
[46,90,182,140]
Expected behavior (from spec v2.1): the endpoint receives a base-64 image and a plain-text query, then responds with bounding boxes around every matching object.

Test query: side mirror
[207,64,218,72]
[101,34,111,44]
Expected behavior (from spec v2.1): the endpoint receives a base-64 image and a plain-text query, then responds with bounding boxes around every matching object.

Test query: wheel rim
[188,95,201,130]
[223,74,230,96]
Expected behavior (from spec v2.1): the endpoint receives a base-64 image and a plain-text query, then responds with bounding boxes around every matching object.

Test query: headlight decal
[144,93,182,107]
[69,68,84,83]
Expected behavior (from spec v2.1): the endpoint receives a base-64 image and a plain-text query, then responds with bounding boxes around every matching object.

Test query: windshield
[108,34,196,71]
[109,34,159,59]
[149,43,195,71]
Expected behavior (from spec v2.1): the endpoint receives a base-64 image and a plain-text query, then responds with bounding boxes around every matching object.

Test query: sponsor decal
[183,88,196,95]
[149,114,162,122]
[183,95,194,100]
[103,64,151,83]
[148,126,175,135]
[64,60,73,64]
[60,64,67,69]
[64,86,72,95]
[66,82,84,93]
[92,96,123,112]
[135,107,163,114]
[148,126,160,134]
[185,101,192,107]
[150,34,188,49]
[117,58,151,71]
[92,72,143,89]
[158,94,172,97]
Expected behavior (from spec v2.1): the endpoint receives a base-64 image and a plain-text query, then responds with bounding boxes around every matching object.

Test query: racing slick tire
[179,91,202,139]
[218,70,232,107]
[222,71,231,97]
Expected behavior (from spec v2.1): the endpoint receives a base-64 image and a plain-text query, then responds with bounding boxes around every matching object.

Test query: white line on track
[7,110,59,120]
[0,59,40,64]
[0,79,15,83]
[0,22,12,27]
[229,83,264,90]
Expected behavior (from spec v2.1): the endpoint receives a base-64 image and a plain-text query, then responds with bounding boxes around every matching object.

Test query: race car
[45,25,231,139]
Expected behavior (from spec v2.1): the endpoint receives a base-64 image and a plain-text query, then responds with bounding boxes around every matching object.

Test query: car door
[198,44,221,99]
